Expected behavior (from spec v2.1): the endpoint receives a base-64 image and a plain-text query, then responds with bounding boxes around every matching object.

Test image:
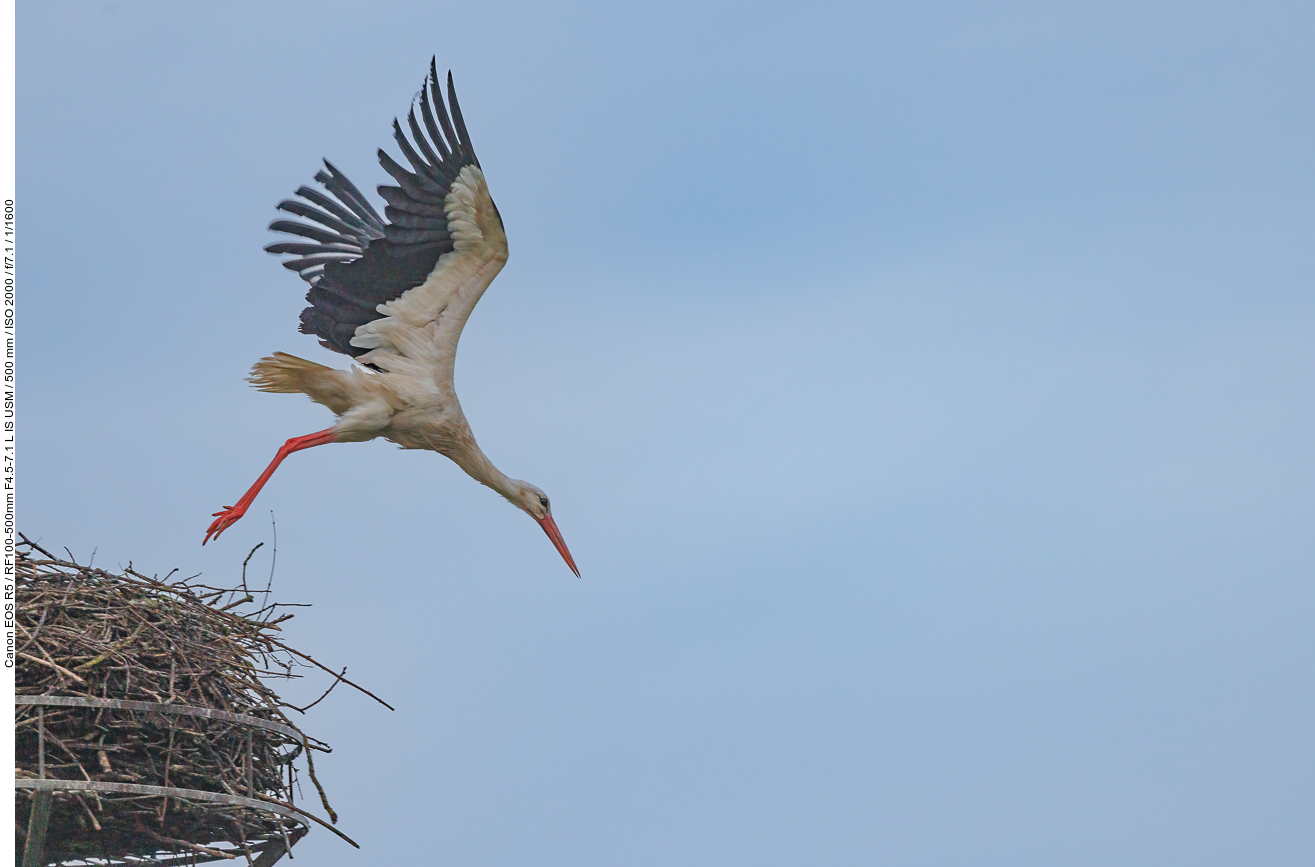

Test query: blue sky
[19,1,1315,864]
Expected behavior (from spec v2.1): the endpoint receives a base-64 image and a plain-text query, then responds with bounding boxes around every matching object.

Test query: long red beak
[538,515,580,577]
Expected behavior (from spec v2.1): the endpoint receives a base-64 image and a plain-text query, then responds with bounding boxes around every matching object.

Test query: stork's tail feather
[248,352,353,415]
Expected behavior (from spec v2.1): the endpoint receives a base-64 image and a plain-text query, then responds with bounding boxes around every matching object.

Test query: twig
[302,738,338,824]
[19,651,87,684]
[73,793,103,831]
[220,594,256,612]
[74,621,147,671]
[16,604,48,655]
[141,826,238,860]
[255,793,358,848]
[269,644,394,711]
[241,542,265,594]
[262,512,277,613]
[288,667,347,714]
[18,531,56,559]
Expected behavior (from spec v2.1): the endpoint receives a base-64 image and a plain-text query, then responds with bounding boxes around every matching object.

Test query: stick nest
[15,535,356,864]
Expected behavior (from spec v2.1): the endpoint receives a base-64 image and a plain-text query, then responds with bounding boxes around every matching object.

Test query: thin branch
[240,542,265,595]
[18,531,56,559]
[267,644,394,711]
[288,667,347,714]
[262,512,277,613]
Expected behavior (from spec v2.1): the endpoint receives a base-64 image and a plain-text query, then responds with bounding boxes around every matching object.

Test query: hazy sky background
[19,1,1315,864]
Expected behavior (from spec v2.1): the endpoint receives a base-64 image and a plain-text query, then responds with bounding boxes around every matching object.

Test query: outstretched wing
[266,60,508,384]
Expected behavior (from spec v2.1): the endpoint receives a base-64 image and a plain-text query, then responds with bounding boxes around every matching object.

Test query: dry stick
[241,542,265,595]
[41,727,93,783]
[73,793,102,831]
[19,652,86,684]
[300,737,338,824]
[26,632,74,673]
[158,722,176,825]
[18,531,56,559]
[248,602,310,623]
[261,513,278,614]
[74,621,147,671]
[268,645,393,711]
[16,605,48,655]
[277,821,295,861]
[142,826,238,861]
[254,793,358,848]
[232,818,257,867]
[220,594,257,612]
[288,667,347,714]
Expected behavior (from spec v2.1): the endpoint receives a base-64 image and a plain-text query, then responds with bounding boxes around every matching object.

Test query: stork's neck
[450,440,521,504]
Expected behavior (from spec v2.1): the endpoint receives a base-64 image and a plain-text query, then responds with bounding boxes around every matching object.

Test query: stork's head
[509,481,580,577]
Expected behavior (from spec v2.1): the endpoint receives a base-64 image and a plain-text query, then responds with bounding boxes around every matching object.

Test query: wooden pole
[22,709,51,867]
[21,790,53,867]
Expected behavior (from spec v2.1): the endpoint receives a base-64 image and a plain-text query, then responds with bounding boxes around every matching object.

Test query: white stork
[204,60,579,577]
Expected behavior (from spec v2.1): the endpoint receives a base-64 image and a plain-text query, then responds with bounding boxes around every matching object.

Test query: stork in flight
[204,60,579,577]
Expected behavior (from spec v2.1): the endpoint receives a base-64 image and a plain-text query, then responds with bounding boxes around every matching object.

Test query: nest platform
[14,536,364,866]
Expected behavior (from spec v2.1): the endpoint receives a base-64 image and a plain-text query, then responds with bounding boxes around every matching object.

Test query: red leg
[203,428,338,545]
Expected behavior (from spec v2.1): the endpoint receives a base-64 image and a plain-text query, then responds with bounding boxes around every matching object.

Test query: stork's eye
[539,496,549,508]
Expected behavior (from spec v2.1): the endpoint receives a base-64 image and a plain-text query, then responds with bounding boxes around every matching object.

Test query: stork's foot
[202,428,338,546]
[204,504,248,545]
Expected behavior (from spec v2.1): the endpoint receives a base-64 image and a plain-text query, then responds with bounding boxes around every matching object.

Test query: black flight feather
[377,186,448,217]
[293,185,378,232]
[265,60,490,357]
[266,241,363,256]
[274,200,364,240]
